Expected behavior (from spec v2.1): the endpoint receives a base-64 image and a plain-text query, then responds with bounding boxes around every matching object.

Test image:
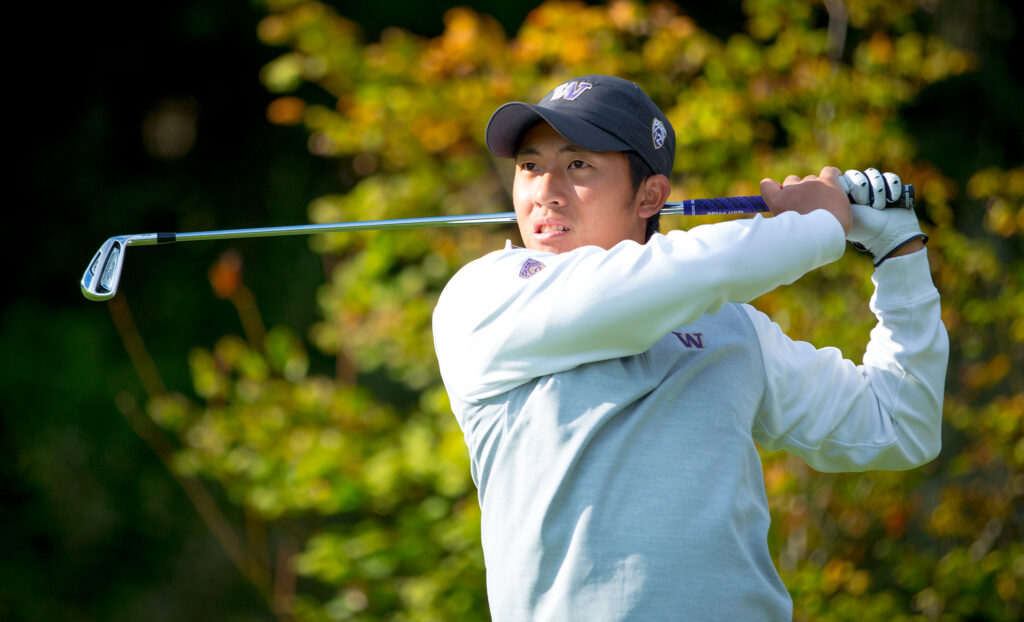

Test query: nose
[532,170,567,209]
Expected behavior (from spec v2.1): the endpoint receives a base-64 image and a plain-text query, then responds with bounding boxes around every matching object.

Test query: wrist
[874,233,928,266]
[887,237,926,258]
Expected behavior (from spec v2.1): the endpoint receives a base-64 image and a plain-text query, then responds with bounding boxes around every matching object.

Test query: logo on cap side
[652,118,667,150]
[550,81,593,102]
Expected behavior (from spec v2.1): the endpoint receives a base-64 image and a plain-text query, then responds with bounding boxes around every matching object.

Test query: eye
[517,161,539,172]
[568,160,590,169]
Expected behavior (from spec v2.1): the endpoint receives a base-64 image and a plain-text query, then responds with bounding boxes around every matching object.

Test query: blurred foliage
[124,1,1023,620]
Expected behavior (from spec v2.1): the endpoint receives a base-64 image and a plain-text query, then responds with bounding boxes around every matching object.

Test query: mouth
[534,222,570,237]
[537,224,569,233]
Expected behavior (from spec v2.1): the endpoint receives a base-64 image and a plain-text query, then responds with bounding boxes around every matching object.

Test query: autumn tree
[130,1,1022,620]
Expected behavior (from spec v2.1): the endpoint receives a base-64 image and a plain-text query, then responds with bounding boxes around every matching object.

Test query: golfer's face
[513,122,647,254]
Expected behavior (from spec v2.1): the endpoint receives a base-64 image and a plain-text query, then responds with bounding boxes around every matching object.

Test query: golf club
[81,187,914,301]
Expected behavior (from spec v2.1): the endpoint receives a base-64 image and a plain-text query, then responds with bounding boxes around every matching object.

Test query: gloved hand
[840,168,927,266]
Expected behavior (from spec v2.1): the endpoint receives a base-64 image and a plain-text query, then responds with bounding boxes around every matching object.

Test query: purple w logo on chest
[671,331,704,349]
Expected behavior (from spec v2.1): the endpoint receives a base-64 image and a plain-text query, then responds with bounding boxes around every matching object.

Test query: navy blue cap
[485,75,675,177]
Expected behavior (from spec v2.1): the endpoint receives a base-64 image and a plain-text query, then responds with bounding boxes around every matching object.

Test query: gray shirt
[433,212,948,620]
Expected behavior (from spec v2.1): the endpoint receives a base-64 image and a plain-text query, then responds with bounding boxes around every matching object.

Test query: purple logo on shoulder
[519,258,546,279]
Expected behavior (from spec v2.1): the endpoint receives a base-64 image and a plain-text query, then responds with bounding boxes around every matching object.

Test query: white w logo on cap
[550,81,593,101]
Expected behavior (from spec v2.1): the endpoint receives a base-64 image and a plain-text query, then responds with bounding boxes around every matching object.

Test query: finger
[813,166,852,194]
[819,166,845,191]
[865,168,886,209]
[783,175,802,186]
[844,169,870,204]
[820,166,842,181]
[837,174,853,196]
[883,172,902,203]
[760,178,782,206]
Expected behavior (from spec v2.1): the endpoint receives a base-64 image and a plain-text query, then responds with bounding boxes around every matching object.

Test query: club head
[81,236,129,301]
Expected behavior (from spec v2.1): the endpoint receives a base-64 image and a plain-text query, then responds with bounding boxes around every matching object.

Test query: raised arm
[749,248,948,471]
[434,208,846,402]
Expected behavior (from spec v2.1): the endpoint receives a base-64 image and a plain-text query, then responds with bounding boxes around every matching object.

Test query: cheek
[510,182,531,237]
[511,177,531,211]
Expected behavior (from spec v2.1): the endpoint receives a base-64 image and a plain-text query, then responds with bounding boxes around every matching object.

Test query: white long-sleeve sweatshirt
[432,210,948,621]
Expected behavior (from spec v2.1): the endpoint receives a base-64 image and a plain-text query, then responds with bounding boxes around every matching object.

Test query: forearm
[518,211,845,356]
[752,249,949,471]
[859,249,949,467]
[435,210,846,402]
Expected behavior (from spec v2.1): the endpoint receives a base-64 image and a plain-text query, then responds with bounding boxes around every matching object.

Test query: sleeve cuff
[871,248,937,307]
[805,209,848,264]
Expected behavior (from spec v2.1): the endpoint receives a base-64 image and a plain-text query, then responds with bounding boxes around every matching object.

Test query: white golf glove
[840,168,927,266]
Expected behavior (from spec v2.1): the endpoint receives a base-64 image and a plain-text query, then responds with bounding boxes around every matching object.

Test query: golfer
[432,75,948,621]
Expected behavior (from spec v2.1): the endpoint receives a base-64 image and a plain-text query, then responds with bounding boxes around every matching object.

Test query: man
[432,75,948,621]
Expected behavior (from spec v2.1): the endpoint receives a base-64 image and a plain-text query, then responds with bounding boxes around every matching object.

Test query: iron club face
[81,234,168,301]
[81,236,128,301]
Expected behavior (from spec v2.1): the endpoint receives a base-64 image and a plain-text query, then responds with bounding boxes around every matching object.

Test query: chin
[528,238,577,254]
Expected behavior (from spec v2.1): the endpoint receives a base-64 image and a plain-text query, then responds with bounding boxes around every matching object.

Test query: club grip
[664,184,915,217]
[677,195,768,216]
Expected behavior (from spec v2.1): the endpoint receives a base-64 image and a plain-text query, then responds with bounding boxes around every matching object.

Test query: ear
[636,174,671,219]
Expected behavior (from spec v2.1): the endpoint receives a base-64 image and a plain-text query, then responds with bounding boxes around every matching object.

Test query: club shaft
[173,212,524,243]
[80,187,915,301]
[149,195,776,245]
[135,187,914,245]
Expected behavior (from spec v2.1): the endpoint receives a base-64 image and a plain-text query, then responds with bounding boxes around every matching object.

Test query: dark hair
[624,151,661,241]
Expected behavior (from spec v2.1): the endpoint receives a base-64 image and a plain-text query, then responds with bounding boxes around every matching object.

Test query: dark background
[3,1,1020,619]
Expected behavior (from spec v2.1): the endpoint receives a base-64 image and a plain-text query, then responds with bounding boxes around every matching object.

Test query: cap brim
[485,102,631,158]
